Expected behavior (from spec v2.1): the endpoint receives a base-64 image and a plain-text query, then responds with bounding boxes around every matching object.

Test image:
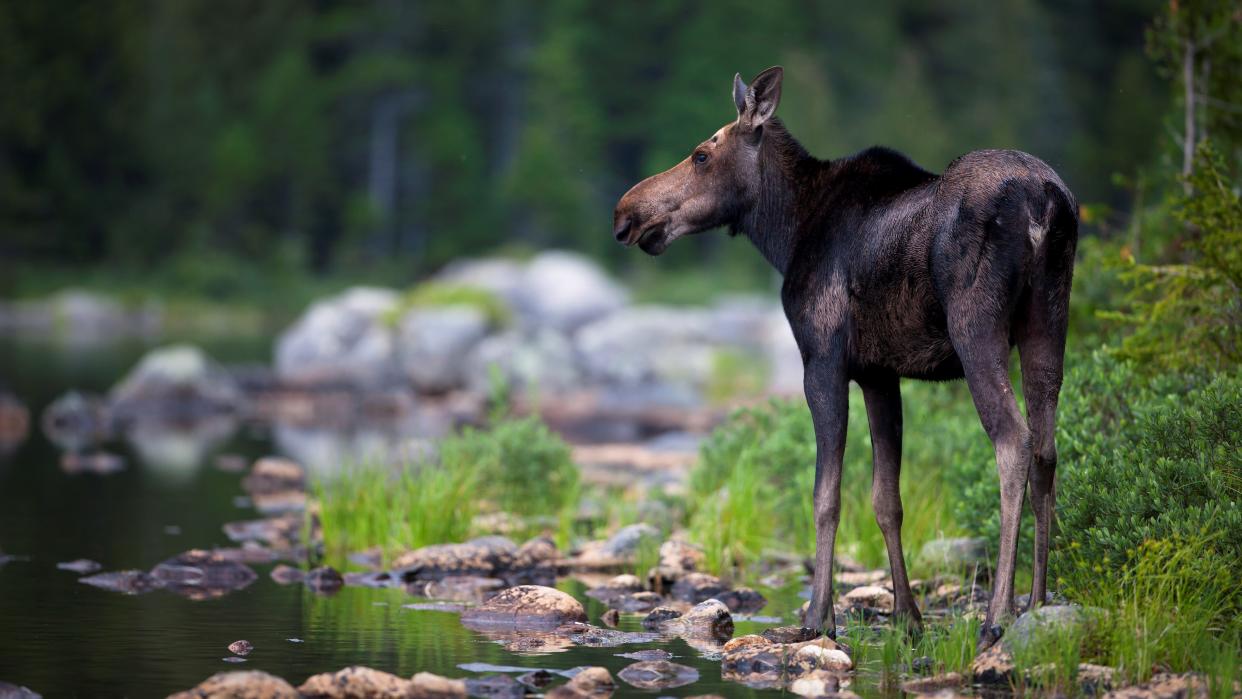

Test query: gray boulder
[275,287,399,387]
[397,306,491,392]
[519,251,627,332]
[574,306,716,389]
[110,344,240,417]
[466,328,581,394]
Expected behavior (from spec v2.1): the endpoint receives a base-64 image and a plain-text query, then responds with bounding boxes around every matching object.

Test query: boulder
[460,585,587,630]
[518,251,627,332]
[654,539,704,580]
[1006,604,1097,651]
[275,287,400,388]
[970,644,1015,685]
[305,566,345,595]
[640,607,684,629]
[574,307,714,389]
[298,666,412,698]
[168,670,299,699]
[397,307,492,393]
[394,537,517,581]
[466,329,581,395]
[721,636,852,688]
[109,345,240,419]
[673,599,734,639]
[617,660,699,690]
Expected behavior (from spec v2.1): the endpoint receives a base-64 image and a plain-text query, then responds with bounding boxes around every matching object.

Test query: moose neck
[737,120,820,275]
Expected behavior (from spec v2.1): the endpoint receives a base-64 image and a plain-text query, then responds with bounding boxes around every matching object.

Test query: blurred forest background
[3,0,1236,312]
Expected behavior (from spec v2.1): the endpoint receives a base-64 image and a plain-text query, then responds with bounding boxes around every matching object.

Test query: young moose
[613,67,1077,649]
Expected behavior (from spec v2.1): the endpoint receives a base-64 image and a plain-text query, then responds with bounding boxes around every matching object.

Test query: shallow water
[0,338,902,698]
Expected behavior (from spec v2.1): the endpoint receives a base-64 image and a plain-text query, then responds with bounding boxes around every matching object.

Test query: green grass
[314,413,579,567]
[848,613,981,687]
[384,281,511,327]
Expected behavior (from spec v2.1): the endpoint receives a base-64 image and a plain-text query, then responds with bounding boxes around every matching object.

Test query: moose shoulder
[613,66,1078,650]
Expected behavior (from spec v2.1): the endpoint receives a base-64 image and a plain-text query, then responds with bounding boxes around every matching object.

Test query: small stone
[546,666,614,698]
[270,564,305,585]
[610,591,664,613]
[761,626,819,644]
[304,566,344,594]
[600,609,620,627]
[56,559,102,574]
[676,598,734,639]
[409,671,467,698]
[517,670,555,689]
[970,644,1015,684]
[227,640,253,656]
[640,607,683,629]
[716,586,767,614]
[617,660,699,690]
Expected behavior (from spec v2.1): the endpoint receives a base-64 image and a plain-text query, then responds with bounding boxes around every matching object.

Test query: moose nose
[613,215,634,245]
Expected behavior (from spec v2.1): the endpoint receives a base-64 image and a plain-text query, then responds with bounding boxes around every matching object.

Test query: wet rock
[761,626,820,644]
[670,572,728,603]
[215,453,249,473]
[298,666,412,698]
[835,569,886,587]
[228,640,254,656]
[919,538,990,571]
[423,576,505,602]
[675,599,734,639]
[56,559,102,574]
[410,672,467,699]
[1006,604,1097,651]
[109,344,241,419]
[275,287,401,388]
[640,607,683,629]
[150,550,259,599]
[270,564,305,585]
[545,666,614,699]
[460,585,587,631]
[168,670,298,699]
[617,660,699,690]
[970,644,1015,684]
[717,587,767,614]
[585,574,644,601]
[394,537,517,581]
[515,670,554,689]
[616,649,672,661]
[599,609,619,627]
[343,571,399,589]
[1102,672,1210,699]
[305,566,345,595]
[241,457,307,514]
[223,513,303,549]
[465,328,581,395]
[398,307,492,393]
[788,671,853,698]
[840,584,894,612]
[609,591,664,613]
[0,682,41,698]
[901,672,964,695]
[463,673,527,699]
[552,622,660,648]
[40,390,108,452]
[79,570,163,595]
[722,636,852,688]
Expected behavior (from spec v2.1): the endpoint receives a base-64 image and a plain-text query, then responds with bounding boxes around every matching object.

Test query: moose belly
[848,301,964,381]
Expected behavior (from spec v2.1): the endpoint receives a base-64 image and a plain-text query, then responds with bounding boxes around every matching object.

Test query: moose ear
[733,73,748,115]
[735,66,784,132]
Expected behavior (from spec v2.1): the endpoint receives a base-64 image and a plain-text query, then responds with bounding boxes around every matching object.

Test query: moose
[613,67,1077,649]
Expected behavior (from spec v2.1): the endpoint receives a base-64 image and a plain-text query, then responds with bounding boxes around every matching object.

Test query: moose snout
[613,211,637,246]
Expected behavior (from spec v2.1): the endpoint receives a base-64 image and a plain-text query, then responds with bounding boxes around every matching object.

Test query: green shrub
[385,281,510,326]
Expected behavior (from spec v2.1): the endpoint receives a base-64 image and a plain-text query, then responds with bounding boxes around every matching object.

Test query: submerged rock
[464,673,527,699]
[423,576,505,602]
[298,666,412,698]
[545,666,614,699]
[721,635,852,688]
[460,585,587,631]
[78,570,163,595]
[305,566,345,595]
[56,559,102,575]
[150,550,258,600]
[617,660,699,690]
[168,670,298,699]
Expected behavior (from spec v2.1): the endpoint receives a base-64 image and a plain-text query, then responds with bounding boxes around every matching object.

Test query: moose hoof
[976,623,1004,653]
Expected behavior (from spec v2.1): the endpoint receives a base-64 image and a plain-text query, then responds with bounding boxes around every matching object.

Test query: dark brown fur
[614,67,1078,648]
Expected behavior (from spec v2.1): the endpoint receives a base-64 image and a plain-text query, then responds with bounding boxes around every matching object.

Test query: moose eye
[693,152,709,165]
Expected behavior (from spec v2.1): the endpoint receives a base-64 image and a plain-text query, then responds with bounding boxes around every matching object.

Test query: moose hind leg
[953,327,1032,649]
[801,354,850,636]
[860,373,921,630]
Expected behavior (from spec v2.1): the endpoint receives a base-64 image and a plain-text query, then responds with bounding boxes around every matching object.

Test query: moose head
[612,66,785,255]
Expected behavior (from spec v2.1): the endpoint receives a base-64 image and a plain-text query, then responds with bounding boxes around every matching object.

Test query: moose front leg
[801,353,849,636]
